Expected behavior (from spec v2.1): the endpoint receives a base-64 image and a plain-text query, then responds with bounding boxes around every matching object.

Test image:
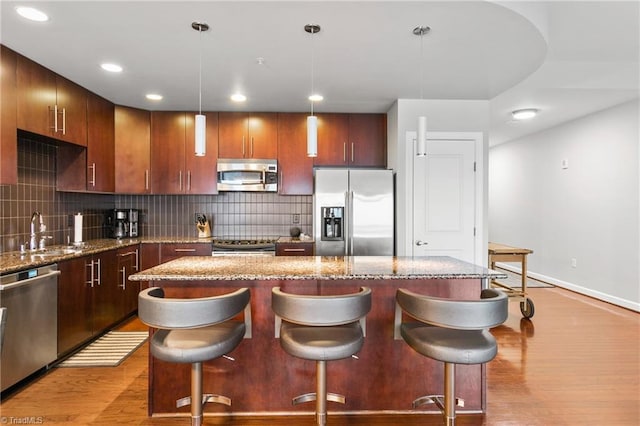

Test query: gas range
[212,237,279,255]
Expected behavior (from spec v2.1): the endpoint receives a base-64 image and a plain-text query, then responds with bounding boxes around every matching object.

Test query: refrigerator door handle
[344,191,350,256]
[348,190,354,256]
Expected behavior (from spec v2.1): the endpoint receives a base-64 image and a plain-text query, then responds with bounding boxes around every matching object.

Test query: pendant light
[305,24,321,158]
[414,25,430,157]
[192,22,209,157]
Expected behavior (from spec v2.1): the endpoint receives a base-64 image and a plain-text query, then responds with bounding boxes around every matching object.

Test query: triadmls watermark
[1,417,44,425]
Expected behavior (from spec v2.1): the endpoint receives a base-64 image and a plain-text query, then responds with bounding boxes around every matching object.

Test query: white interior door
[413,139,476,262]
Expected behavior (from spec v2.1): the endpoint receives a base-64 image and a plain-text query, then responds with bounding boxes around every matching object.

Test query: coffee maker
[106,209,129,239]
[128,209,139,237]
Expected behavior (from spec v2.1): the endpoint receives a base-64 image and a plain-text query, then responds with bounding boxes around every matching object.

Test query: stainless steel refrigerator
[314,168,394,256]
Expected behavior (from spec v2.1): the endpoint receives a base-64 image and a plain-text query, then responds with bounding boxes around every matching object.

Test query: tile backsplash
[0,135,312,254]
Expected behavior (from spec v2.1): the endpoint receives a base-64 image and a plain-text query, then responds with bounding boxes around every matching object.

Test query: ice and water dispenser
[321,207,344,241]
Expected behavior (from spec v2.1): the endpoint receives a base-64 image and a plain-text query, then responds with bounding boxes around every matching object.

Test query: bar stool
[396,288,508,426]
[138,287,250,426]
[271,286,372,426]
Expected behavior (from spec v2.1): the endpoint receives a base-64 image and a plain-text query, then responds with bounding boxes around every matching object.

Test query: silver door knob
[415,240,428,246]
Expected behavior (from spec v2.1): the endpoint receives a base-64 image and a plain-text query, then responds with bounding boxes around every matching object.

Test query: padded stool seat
[150,322,246,364]
[400,324,498,365]
[279,321,364,361]
[139,287,250,426]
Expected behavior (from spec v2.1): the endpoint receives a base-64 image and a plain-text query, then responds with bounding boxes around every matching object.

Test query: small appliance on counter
[105,209,140,239]
[195,213,212,238]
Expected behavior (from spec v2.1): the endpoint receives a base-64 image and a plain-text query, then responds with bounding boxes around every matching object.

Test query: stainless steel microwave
[217,158,278,192]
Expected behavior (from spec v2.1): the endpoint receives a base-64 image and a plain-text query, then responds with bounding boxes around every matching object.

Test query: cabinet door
[16,55,56,136]
[1,45,17,185]
[277,113,313,195]
[248,112,277,158]
[314,113,349,166]
[58,256,93,355]
[151,111,187,194]
[160,243,211,263]
[117,247,140,318]
[55,75,87,146]
[115,106,151,194]
[91,250,120,334]
[218,112,248,158]
[185,112,218,194]
[348,114,386,167]
[87,93,115,192]
[139,243,160,290]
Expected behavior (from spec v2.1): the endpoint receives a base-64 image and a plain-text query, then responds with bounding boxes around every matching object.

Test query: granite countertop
[276,236,315,244]
[0,236,214,275]
[129,255,506,281]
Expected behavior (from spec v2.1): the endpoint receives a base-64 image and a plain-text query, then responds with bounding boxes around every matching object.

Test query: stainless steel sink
[32,247,82,256]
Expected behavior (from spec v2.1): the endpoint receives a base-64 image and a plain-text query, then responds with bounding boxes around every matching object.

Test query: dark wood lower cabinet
[58,247,138,357]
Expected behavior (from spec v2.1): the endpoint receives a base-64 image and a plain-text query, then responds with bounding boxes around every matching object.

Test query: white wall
[387,99,490,257]
[489,99,640,311]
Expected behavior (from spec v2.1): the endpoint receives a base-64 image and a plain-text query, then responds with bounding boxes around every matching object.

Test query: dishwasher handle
[0,270,60,291]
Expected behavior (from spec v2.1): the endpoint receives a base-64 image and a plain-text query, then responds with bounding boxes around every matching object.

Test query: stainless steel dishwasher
[1,263,59,391]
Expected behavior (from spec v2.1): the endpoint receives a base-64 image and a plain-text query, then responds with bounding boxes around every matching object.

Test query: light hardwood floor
[1,286,638,425]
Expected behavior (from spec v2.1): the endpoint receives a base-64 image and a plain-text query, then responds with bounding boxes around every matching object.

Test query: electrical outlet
[292,214,300,224]
[571,258,577,268]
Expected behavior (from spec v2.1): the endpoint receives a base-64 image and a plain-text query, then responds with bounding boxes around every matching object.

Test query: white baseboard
[495,262,640,313]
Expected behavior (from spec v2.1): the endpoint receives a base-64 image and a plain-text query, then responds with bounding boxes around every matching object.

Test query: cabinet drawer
[160,243,212,262]
[276,242,314,256]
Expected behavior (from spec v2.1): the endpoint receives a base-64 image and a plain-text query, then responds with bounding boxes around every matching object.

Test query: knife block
[197,220,212,238]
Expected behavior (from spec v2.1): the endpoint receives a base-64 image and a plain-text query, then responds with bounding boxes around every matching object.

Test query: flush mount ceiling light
[192,21,209,157]
[100,63,123,73]
[15,6,49,22]
[512,108,539,120]
[305,24,321,158]
[414,25,430,157]
[230,93,247,102]
[145,93,163,101]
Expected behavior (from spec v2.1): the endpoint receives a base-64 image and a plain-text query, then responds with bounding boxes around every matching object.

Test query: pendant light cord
[419,30,424,100]
[198,26,203,115]
[310,26,315,116]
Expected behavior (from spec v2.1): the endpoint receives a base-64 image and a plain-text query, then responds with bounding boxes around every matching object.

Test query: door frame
[401,131,485,264]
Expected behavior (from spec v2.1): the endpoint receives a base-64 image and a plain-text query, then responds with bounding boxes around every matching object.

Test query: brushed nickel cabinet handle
[89,163,96,186]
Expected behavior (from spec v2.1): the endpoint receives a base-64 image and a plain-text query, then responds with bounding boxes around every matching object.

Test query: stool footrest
[292,392,345,405]
[176,393,232,408]
[412,394,464,410]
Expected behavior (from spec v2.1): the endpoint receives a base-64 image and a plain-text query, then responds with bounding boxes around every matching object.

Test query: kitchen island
[130,255,506,419]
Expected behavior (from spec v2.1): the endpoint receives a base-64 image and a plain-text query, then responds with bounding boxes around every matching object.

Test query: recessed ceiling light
[146,94,163,101]
[100,63,123,73]
[309,94,324,102]
[512,108,539,120]
[15,6,49,22]
[230,93,247,102]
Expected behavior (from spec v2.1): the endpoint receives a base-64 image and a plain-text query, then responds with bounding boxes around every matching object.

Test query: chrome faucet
[29,211,46,251]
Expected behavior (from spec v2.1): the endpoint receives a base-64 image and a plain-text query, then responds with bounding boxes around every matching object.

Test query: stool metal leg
[444,362,455,426]
[317,360,327,426]
[192,362,203,426]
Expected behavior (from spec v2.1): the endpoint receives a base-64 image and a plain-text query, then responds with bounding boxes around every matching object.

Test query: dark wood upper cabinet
[1,45,17,185]
[277,113,313,195]
[314,113,386,167]
[348,113,387,167]
[86,93,115,192]
[314,113,349,166]
[151,111,218,194]
[16,55,87,146]
[218,112,277,159]
[151,111,186,194]
[185,112,218,194]
[115,106,151,194]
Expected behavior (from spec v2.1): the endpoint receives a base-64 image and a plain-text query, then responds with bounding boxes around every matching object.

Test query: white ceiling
[1,1,638,146]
